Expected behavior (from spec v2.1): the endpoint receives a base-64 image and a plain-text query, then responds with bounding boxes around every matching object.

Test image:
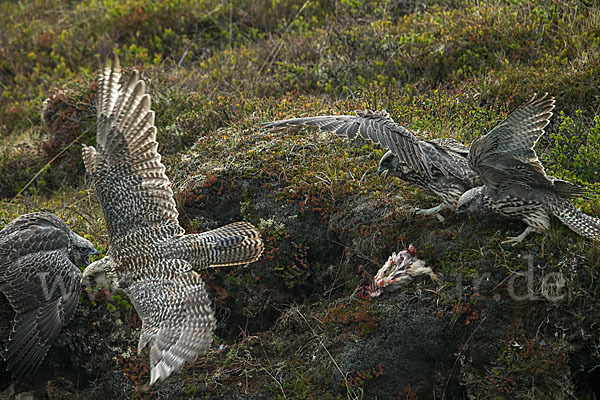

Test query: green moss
[266,361,343,400]
[541,110,600,184]
[481,339,572,397]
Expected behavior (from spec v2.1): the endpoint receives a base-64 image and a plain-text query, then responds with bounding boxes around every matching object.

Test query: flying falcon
[81,54,264,385]
[0,212,97,378]
[260,110,481,221]
[456,93,600,245]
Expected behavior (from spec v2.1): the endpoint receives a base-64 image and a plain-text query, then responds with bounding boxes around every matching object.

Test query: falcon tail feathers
[551,199,600,240]
[552,179,592,200]
[181,221,264,269]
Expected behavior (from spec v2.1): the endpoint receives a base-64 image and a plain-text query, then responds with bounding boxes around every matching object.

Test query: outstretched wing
[175,221,264,269]
[125,266,216,385]
[422,138,479,183]
[0,216,81,379]
[429,137,470,155]
[468,94,556,190]
[82,53,183,245]
[260,110,433,179]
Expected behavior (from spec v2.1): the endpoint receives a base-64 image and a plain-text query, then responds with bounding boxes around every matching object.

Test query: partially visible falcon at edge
[81,53,264,386]
[260,110,481,222]
[456,93,600,245]
[0,212,97,378]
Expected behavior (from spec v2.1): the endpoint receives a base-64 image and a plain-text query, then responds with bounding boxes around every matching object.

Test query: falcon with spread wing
[0,212,97,378]
[81,54,264,385]
[456,93,600,245]
[260,110,481,221]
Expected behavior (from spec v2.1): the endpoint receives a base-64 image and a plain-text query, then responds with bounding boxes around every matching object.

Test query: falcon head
[367,245,439,297]
[377,151,398,177]
[456,186,484,216]
[82,255,120,297]
[69,233,99,266]
[377,151,412,179]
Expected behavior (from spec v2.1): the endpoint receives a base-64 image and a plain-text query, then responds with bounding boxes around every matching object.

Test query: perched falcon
[0,212,97,378]
[80,54,264,386]
[456,93,600,245]
[366,245,439,297]
[260,110,481,221]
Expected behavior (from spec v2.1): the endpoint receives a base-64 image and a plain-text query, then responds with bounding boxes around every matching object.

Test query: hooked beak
[377,166,389,177]
[86,248,99,264]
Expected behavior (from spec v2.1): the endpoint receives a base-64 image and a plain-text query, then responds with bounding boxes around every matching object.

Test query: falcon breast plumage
[260,110,481,221]
[0,212,97,378]
[456,93,600,245]
[81,54,264,385]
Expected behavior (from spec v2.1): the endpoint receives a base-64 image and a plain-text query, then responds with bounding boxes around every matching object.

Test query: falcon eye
[77,246,99,264]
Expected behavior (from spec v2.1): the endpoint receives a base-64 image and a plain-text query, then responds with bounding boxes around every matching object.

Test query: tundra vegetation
[1,0,600,398]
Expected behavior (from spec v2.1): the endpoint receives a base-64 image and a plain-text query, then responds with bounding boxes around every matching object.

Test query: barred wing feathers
[468,94,555,189]
[260,110,433,179]
[421,138,478,183]
[429,137,470,155]
[0,213,82,378]
[1,252,81,378]
[82,54,264,386]
[124,267,216,385]
[82,54,183,244]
